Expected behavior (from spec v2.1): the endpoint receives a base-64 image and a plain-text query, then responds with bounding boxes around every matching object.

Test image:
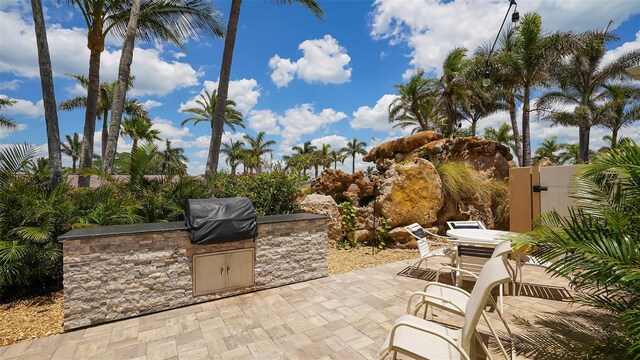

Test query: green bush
[523,141,640,358]
[207,171,304,216]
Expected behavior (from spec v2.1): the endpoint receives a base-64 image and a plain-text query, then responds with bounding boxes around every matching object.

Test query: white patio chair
[411,240,515,315]
[404,223,457,270]
[380,257,515,360]
[446,220,487,230]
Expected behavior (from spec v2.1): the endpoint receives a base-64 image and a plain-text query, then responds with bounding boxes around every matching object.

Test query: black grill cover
[185,197,258,245]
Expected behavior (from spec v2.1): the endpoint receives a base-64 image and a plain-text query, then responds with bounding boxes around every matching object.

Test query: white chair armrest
[406,291,466,314]
[437,266,479,280]
[422,282,471,297]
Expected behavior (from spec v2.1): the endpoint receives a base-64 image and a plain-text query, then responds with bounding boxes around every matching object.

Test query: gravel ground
[0,291,63,346]
[0,248,417,346]
[328,246,418,275]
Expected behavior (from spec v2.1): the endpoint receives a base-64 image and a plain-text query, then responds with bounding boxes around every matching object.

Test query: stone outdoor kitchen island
[59,213,328,330]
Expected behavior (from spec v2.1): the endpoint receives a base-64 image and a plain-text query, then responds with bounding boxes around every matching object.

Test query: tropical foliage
[0,97,17,129]
[522,141,640,357]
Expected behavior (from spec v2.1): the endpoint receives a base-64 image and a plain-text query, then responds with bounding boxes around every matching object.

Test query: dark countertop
[59,213,328,241]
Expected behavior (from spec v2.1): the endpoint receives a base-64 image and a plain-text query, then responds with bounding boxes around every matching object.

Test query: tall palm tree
[341,138,367,174]
[498,13,575,166]
[59,75,147,158]
[329,150,346,169]
[221,140,245,175]
[292,141,317,176]
[121,116,161,175]
[181,90,244,132]
[533,136,564,164]
[599,83,640,149]
[159,139,187,175]
[69,0,224,187]
[389,69,439,131]
[61,133,82,174]
[30,0,62,189]
[538,30,640,162]
[242,132,275,173]
[0,97,17,129]
[437,47,473,134]
[483,123,519,163]
[207,0,323,175]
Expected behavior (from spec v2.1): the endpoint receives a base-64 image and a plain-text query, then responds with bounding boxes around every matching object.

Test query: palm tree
[181,90,244,132]
[243,132,275,173]
[389,69,440,131]
[221,140,245,175]
[121,116,161,175]
[483,123,519,163]
[598,84,640,149]
[533,136,564,164]
[523,141,640,356]
[341,138,367,174]
[329,150,346,169]
[0,97,17,129]
[59,75,148,158]
[207,0,323,175]
[292,141,317,176]
[30,0,63,189]
[498,13,575,166]
[61,133,82,174]
[538,30,640,163]
[437,47,473,134]
[159,139,187,175]
[69,0,224,187]
[461,86,507,136]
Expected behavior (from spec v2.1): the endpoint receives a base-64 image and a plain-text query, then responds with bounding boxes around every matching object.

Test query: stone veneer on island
[59,213,328,330]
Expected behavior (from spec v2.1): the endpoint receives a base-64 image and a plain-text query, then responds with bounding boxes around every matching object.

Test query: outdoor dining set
[380,221,531,360]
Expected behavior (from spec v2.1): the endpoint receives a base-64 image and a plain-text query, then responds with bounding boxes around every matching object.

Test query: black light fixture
[483,0,519,87]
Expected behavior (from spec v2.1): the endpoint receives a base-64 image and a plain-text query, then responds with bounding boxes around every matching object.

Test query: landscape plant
[523,141,640,358]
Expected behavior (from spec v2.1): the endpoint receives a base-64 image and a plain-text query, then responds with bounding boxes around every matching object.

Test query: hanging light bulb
[512,10,520,30]
[483,70,491,87]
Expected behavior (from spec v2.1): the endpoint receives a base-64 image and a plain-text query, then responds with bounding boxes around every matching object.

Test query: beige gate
[509,165,581,232]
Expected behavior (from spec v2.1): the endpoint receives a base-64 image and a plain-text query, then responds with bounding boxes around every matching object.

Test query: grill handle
[227,266,230,275]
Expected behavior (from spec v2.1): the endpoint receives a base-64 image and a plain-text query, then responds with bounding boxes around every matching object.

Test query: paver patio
[1,257,590,360]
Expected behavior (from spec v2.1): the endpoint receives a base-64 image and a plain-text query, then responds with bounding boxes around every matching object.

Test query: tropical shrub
[523,141,640,358]
[337,201,356,248]
[207,171,304,216]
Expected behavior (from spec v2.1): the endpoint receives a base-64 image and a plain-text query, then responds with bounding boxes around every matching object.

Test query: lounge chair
[446,220,487,230]
[380,257,515,360]
[404,223,456,270]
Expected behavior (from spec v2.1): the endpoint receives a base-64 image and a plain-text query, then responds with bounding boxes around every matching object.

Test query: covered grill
[185,197,258,245]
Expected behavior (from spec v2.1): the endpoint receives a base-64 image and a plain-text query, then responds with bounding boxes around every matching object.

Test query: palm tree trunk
[207,0,242,175]
[79,49,102,186]
[72,158,77,174]
[103,0,140,174]
[314,165,318,178]
[102,109,108,158]
[611,128,619,149]
[31,0,62,189]
[471,117,477,136]
[352,153,355,173]
[334,160,337,169]
[508,94,523,165]
[129,138,138,178]
[578,125,590,163]
[522,85,532,167]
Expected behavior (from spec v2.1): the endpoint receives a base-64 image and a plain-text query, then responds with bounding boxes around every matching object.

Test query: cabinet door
[225,250,254,289]
[193,253,226,296]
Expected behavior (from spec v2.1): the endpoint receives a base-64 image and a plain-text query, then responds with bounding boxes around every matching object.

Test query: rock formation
[297,194,343,243]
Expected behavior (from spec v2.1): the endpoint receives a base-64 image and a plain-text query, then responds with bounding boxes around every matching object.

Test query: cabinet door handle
[227,266,230,275]
[220,266,224,275]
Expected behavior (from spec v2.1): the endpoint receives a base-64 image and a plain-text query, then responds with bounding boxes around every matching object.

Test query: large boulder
[297,194,342,243]
[363,131,442,163]
[375,158,444,228]
[310,169,373,203]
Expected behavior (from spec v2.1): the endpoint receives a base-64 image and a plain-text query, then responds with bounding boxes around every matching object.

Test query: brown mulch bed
[328,246,418,275]
[0,291,63,346]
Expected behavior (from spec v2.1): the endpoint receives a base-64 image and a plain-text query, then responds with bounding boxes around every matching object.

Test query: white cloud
[0,10,201,97]
[351,94,399,132]
[247,110,281,135]
[194,132,247,149]
[0,123,27,139]
[268,35,352,87]
[172,52,187,59]
[0,79,21,91]
[141,100,162,110]
[602,31,640,69]
[179,78,260,115]
[309,135,349,152]
[278,104,347,151]
[150,117,192,148]
[93,131,132,155]
[370,0,640,76]
[0,94,44,118]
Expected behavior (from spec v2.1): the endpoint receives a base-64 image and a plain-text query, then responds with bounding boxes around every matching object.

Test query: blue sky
[1,0,639,174]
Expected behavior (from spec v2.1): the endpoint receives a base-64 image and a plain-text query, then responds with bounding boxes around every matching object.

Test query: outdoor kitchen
[59,198,328,330]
